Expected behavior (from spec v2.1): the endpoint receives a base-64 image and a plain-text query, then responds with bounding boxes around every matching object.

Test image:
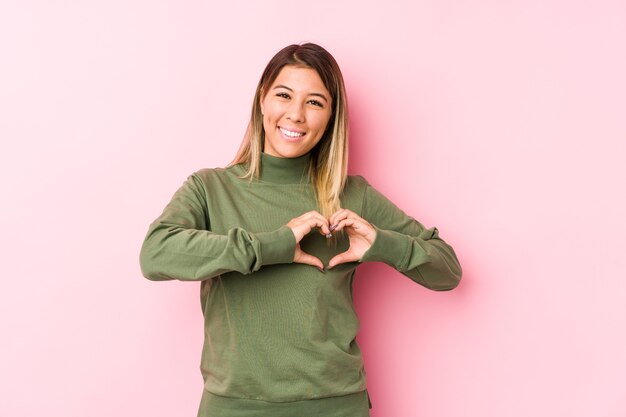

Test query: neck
[258,152,311,184]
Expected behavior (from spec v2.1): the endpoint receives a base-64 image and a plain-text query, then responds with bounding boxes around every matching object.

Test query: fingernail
[318,266,325,273]
[329,224,338,232]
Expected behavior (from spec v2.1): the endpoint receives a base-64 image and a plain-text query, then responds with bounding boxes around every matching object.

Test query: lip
[279,125,306,134]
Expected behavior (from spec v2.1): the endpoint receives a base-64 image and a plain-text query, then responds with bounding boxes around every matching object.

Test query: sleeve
[358,181,462,291]
[139,172,296,281]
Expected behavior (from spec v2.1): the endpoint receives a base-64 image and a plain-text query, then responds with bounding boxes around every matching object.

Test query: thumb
[295,251,325,271]
[328,251,356,269]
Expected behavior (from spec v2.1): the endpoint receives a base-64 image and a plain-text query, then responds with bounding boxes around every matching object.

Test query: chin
[263,132,319,158]
[279,149,308,158]
[266,142,311,158]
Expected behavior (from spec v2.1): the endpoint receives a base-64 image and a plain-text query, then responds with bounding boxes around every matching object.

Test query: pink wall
[2,1,625,416]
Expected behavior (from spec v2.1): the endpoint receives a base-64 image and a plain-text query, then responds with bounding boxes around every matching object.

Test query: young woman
[140,43,462,417]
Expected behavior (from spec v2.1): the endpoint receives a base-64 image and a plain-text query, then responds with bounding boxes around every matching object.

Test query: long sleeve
[358,181,462,291]
[139,173,296,281]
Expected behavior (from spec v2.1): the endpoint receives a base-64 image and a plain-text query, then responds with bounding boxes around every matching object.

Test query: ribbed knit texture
[140,152,462,415]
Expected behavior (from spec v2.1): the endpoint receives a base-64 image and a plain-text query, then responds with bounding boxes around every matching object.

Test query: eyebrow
[273,85,329,102]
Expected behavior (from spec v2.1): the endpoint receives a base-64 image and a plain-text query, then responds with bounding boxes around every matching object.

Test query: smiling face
[260,65,333,158]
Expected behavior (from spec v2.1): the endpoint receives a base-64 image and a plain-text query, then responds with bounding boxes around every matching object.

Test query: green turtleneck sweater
[139,152,462,416]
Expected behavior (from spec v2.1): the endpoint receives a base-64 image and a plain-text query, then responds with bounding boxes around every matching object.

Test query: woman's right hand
[286,211,331,270]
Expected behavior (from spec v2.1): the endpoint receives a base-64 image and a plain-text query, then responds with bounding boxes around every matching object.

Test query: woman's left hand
[327,208,377,269]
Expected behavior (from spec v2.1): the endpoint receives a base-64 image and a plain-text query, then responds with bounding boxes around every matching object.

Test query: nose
[286,100,305,123]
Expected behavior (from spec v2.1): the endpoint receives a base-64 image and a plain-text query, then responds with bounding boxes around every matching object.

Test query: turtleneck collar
[259,152,311,184]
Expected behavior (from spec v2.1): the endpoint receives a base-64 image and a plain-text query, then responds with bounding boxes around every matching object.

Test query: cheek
[261,109,272,126]
[262,106,278,125]
[262,115,272,135]
[316,112,332,133]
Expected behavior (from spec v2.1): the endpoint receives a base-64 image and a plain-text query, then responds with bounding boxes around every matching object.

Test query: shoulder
[341,175,373,214]
[190,164,246,186]
[344,174,401,216]
[345,174,370,190]
[173,165,247,202]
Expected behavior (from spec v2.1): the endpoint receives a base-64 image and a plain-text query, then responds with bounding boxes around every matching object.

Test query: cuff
[255,225,296,266]
[359,225,411,269]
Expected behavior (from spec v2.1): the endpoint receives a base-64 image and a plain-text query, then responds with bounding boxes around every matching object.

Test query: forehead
[271,65,329,94]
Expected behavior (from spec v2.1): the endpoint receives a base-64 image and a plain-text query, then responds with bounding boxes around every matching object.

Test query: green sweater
[139,152,462,416]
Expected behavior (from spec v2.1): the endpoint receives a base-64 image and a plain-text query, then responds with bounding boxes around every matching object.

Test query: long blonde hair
[229,43,349,219]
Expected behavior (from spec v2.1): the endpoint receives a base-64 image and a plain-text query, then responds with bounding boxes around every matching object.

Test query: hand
[327,208,377,269]
[286,211,331,270]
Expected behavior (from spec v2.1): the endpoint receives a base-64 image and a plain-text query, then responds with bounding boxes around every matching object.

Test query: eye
[307,100,324,108]
[276,92,291,99]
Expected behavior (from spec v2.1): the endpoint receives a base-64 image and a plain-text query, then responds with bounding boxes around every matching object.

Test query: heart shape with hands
[286,208,377,271]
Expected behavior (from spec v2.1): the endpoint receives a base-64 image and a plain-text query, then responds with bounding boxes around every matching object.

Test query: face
[260,65,332,158]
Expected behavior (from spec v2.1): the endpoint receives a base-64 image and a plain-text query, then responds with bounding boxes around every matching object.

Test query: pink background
[2,1,625,416]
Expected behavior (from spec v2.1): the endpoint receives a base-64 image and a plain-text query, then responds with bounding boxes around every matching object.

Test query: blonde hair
[229,43,349,219]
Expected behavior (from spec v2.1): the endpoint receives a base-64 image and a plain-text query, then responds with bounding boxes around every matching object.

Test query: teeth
[280,127,305,138]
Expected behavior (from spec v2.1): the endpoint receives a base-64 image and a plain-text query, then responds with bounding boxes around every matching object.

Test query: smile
[279,127,306,138]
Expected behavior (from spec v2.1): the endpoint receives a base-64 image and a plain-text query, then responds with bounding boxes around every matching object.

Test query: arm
[359,182,462,291]
[139,173,295,281]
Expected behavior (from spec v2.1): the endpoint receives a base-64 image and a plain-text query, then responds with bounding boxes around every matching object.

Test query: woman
[140,43,462,417]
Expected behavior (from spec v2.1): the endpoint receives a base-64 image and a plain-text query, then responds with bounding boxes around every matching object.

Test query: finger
[331,218,357,233]
[330,209,363,230]
[329,208,350,228]
[334,218,377,244]
[290,214,330,241]
[310,217,331,236]
[304,210,328,225]
[302,210,327,222]
[328,251,357,269]
[296,211,326,226]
